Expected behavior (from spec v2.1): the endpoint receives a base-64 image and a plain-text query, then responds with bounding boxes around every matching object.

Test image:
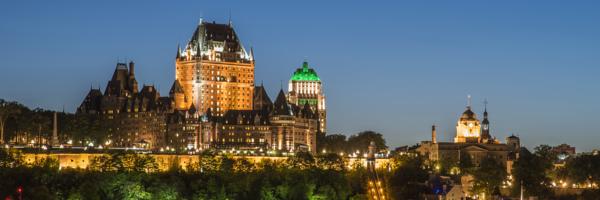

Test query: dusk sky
[1,1,599,151]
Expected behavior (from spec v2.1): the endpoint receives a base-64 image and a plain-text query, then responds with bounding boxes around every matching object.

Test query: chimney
[129,61,135,76]
[432,124,437,144]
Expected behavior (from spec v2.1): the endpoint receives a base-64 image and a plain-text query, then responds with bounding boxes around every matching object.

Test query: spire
[228,9,232,27]
[483,98,488,118]
[176,44,182,59]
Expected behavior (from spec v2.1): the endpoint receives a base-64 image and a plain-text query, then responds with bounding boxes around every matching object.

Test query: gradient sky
[1,1,599,151]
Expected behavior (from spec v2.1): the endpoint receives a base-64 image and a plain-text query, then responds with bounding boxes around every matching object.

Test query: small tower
[169,80,186,110]
[506,134,520,152]
[128,61,139,94]
[481,99,491,143]
[455,95,482,143]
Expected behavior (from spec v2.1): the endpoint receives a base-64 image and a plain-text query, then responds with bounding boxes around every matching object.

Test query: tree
[470,157,507,198]
[30,111,51,147]
[512,148,553,198]
[0,148,22,168]
[0,99,21,144]
[319,134,347,154]
[534,144,557,164]
[347,131,387,153]
[287,151,316,169]
[389,154,429,199]
[316,153,346,171]
[564,153,600,184]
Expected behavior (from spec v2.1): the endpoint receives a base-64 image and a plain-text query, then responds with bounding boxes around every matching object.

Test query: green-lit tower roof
[290,61,320,81]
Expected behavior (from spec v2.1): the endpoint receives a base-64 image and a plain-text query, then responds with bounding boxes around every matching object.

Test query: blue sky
[1,1,599,151]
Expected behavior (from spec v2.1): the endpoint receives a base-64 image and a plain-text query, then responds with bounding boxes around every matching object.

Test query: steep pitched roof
[188,103,197,115]
[169,80,184,94]
[301,101,315,118]
[222,110,270,125]
[273,89,291,116]
[253,85,272,111]
[182,20,252,62]
[77,88,103,113]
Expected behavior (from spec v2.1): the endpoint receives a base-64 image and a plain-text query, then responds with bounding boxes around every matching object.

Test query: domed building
[454,105,482,143]
[416,96,522,194]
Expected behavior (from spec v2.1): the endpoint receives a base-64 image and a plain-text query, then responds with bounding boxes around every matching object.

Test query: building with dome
[454,105,482,143]
[416,96,520,173]
[287,61,326,134]
[454,97,495,144]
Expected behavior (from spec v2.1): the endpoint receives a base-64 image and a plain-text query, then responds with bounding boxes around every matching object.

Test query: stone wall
[21,153,390,171]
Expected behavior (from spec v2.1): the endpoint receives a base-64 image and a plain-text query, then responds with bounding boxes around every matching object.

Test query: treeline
[0,99,107,146]
[0,149,431,200]
[317,131,388,154]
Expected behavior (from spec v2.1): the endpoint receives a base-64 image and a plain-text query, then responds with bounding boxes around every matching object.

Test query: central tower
[287,61,326,133]
[175,19,255,116]
[455,95,481,143]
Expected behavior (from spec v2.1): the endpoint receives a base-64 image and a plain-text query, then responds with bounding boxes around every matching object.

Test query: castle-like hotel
[77,20,326,154]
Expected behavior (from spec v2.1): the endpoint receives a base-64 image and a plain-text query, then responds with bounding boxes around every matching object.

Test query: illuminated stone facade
[416,98,521,174]
[77,62,170,149]
[454,106,482,143]
[75,19,320,154]
[175,20,255,116]
[287,61,326,133]
[21,153,389,172]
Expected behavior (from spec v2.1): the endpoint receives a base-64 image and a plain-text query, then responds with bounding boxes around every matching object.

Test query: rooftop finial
[467,94,472,108]
[302,59,308,70]
[484,98,488,111]
[228,9,232,26]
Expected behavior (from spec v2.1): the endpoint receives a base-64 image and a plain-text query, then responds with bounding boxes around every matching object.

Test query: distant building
[552,144,576,157]
[77,62,170,149]
[287,61,326,134]
[416,97,520,171]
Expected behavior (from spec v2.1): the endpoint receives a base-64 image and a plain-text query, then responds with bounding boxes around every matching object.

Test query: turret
[128,61,138,94]
[169,80,186,110]
[129,61,135,76]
